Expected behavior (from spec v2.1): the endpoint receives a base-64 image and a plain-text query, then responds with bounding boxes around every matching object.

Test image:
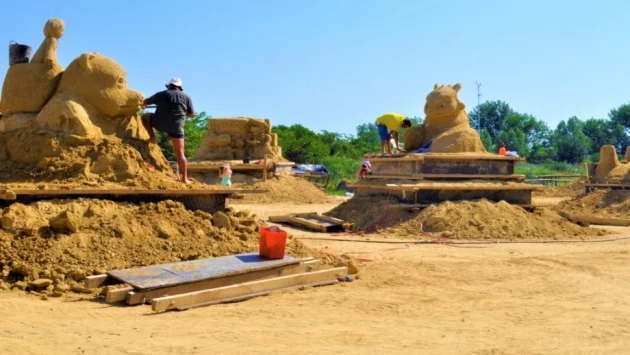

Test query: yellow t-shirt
[375,113,405,132]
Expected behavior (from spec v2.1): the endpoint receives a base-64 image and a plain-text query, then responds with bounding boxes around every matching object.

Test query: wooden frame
[151,267,348,312]
[125,260,321,305]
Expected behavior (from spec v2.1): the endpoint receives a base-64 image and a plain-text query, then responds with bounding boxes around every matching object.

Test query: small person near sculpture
[219,164,232,186]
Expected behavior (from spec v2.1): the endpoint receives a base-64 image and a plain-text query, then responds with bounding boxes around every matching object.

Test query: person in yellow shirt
[375,113,412,155]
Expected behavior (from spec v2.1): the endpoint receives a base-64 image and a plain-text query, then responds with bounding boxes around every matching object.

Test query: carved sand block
[193,117,285,162]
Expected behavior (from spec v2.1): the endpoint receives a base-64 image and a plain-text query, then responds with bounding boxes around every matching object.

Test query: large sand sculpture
[593,145,630,182]
[403,83,487,153]
[193,117,285,162]
[0,19,173,186]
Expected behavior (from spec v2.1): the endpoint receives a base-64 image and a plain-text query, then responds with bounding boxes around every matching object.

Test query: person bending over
[375,112,412,155]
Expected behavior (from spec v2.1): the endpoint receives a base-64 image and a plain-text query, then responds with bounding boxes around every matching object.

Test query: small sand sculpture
[403,83,487,153]
[0,19,65,114]
[0,19,172,185]
[593,145,630,182]
[193,117,285,161]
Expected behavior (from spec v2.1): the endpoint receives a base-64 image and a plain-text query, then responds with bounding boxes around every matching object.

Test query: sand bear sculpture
[593,145,630,182]
[403,83,487,153]
[0,18,169,181]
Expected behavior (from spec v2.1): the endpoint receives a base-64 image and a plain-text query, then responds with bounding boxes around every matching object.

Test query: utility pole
[476,81,482,131]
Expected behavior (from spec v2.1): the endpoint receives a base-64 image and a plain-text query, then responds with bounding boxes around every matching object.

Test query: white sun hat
[165,77,183,89]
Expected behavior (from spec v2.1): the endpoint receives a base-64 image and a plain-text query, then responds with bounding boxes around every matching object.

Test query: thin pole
[476,81,482,131]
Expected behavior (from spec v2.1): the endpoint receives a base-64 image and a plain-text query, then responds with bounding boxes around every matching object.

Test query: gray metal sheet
[107,253,302,290]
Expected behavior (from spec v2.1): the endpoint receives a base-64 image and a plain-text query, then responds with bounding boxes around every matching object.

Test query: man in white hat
[142,77,195,184]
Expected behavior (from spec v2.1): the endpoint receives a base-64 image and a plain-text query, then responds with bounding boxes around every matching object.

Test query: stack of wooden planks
[268,213,346,232]
[85,253,347,313]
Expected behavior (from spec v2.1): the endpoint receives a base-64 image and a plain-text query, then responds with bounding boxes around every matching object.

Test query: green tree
[468,101,512,141]
[607,104,630,153]
[552,117,590,163]
[273,124,330,163]
[497,112,552,162]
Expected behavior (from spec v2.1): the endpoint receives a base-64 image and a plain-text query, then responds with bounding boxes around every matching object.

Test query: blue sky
[1,0,629,135]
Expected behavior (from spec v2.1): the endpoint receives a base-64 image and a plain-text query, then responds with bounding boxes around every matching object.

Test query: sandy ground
[2,199,630,355]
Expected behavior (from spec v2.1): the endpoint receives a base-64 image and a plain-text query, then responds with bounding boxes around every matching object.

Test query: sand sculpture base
[350,153,541,206]
[585,145,630,185]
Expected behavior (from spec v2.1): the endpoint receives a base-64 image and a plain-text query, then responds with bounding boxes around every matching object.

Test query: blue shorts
[377,124,389,141]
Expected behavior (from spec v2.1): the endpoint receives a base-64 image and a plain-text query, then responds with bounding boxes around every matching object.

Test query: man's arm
[392,131,401,151]
[186,96,195,118]
[142,92,160,108]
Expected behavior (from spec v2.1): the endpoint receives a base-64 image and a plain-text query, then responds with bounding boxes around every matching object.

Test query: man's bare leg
[141,114,157,144]
[171,137,189,184]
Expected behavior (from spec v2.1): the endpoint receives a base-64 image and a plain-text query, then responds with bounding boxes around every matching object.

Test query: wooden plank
[584,183,630,189]
[151,267,348,313]
[290,217,328,232]
[105,286,134,303]
[390,203,534,209]
[10,189,266,196]
[126,260,321,305]
[84,275,121,289]
[176,279,337,311]
[349,183,543,191]
[263,154,268,181]
[560,213,630,227]
[268,215,294,223]
[108,253,307,290]
[364,173,525,180]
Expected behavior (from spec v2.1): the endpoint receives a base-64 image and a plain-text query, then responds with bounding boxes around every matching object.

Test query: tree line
[274,102,630,166]
[155,102,630,179]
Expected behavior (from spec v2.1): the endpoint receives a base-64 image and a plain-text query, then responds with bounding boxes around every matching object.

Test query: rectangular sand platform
[364,153,524,178]
[349,182,542,206]
[0,188,265,214]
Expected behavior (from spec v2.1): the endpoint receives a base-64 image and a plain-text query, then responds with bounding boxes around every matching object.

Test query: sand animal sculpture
[0,18,170,182]
[193,117,285,161]
[593,145,630,182]
[403,83,488,153]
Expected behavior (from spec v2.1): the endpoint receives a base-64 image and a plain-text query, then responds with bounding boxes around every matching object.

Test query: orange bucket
[259,226,287,260]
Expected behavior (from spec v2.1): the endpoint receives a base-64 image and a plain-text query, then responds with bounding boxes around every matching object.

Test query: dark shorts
[146,113,185,139]
[377,124,389,141]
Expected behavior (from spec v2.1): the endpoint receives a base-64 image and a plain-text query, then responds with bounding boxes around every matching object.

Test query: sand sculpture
[0,18,171,185]
[403,83,487,153]
[193,117,285,161]
[593,145,630,182]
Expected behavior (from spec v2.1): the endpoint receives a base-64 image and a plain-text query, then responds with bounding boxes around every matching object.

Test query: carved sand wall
[193,117,285,162]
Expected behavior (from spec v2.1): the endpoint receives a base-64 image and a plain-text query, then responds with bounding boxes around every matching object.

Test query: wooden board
[84,275,120,289]
[560,212,630,227]
[105,286,134,303]
[151,267,348,312]
[363,153,525,162]
[349,183,543,191]
[269,213,345,232]
[107,253,307,291]
[126,260,321,305]
[9,189,266,196]
[175,280,338,311]
[364,173,525,181]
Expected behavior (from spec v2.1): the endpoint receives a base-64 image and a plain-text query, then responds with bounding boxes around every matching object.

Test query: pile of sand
[191,173,333,204]
[327,196,606,240]
[0,198,341,295]
[0,132,218,190]
[556,190,630,219]
[533,180,585,198]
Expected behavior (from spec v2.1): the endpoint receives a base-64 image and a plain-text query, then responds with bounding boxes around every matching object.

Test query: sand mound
[190,173,333,204]
[328,197,606,240]
[0,198,340,293]
[556,190,630,219]
[533,180,584,198]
